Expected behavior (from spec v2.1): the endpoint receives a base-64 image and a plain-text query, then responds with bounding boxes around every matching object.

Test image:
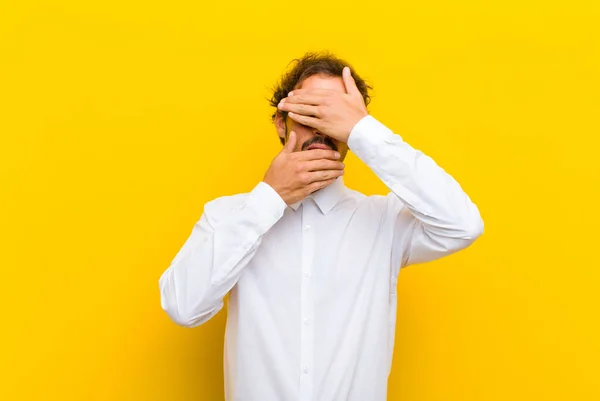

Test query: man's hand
[263,131,344,205]
[277,66,368,143]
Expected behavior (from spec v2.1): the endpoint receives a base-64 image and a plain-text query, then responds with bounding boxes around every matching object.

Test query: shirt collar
[289,176,345,215]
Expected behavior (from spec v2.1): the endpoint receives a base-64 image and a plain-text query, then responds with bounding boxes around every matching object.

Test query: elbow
[164,305,221,328]
[451,214,484,253]
[453,199,484,242]
[158,274,222,328]
[443,214,484,253]
[160,291,222,328]
[464,214,484,242]
[160,298,200,328]
[434,217,483,257]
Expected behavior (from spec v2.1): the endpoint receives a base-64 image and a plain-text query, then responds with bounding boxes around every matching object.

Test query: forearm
[159,181,287,327]
[348,116,483,241]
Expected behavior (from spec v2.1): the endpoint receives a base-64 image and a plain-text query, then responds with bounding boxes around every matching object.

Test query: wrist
[261,179,291,205]
[254,181,288,211]
[344,114,369,141]
[347,115,376,148]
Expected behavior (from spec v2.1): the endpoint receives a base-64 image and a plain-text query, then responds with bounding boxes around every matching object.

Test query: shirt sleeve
[347,115,484,270]
[158,181,287,327]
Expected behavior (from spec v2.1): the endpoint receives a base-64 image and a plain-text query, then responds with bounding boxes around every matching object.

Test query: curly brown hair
[269,51,372,145]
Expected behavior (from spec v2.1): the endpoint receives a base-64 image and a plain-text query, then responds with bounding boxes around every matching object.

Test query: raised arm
[347,115,484,268]
[159,133,344,328]
[159,182,287,327]
[277,66,483,270]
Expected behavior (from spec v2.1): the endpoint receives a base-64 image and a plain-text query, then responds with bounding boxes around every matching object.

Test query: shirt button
[304,224,311,230]
[303,366,309,374]
[304,317,309,325]
[304,272,311,278]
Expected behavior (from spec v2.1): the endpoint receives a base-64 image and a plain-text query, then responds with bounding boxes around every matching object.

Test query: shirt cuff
[347,115,398,163]
[245,181,288,225]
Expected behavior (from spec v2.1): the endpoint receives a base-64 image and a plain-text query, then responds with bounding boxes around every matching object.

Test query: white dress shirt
[159,115,483,401]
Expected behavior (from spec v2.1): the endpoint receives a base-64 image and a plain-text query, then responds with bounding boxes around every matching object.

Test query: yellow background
[1,1,599,400]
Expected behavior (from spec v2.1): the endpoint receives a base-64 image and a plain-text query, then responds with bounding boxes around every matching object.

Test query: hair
[269,51,373,145]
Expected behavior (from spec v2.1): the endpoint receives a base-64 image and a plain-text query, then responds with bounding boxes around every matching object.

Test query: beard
[301,135,338,152]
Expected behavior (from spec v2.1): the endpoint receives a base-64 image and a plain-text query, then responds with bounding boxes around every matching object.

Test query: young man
[159,52,483,401]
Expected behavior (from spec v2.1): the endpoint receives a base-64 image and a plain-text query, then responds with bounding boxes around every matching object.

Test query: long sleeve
[158,181,287,328]
[347,115,484,269]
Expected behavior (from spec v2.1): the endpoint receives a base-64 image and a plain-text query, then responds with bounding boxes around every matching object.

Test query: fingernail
[334,152,340,158]
[288,91,294,97]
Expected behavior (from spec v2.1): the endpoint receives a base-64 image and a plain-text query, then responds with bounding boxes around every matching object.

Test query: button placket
[299,200,316,401]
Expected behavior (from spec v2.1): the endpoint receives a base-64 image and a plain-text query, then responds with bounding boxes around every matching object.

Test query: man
[159,52,483,401]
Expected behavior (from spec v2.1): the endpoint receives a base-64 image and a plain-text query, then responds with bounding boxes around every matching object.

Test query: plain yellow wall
[1,1,599,400]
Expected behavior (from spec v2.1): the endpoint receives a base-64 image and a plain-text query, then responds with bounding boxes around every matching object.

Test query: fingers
[283,130,297,153]
[288,112,319,128]
[287,89,330,100]
[278,103,320,117]
[296,148,340,161]
[342,66,361,98]
[307,177,337,193]
[304,169,344,185]
[303,159,344,172]
[280,93,324,106]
